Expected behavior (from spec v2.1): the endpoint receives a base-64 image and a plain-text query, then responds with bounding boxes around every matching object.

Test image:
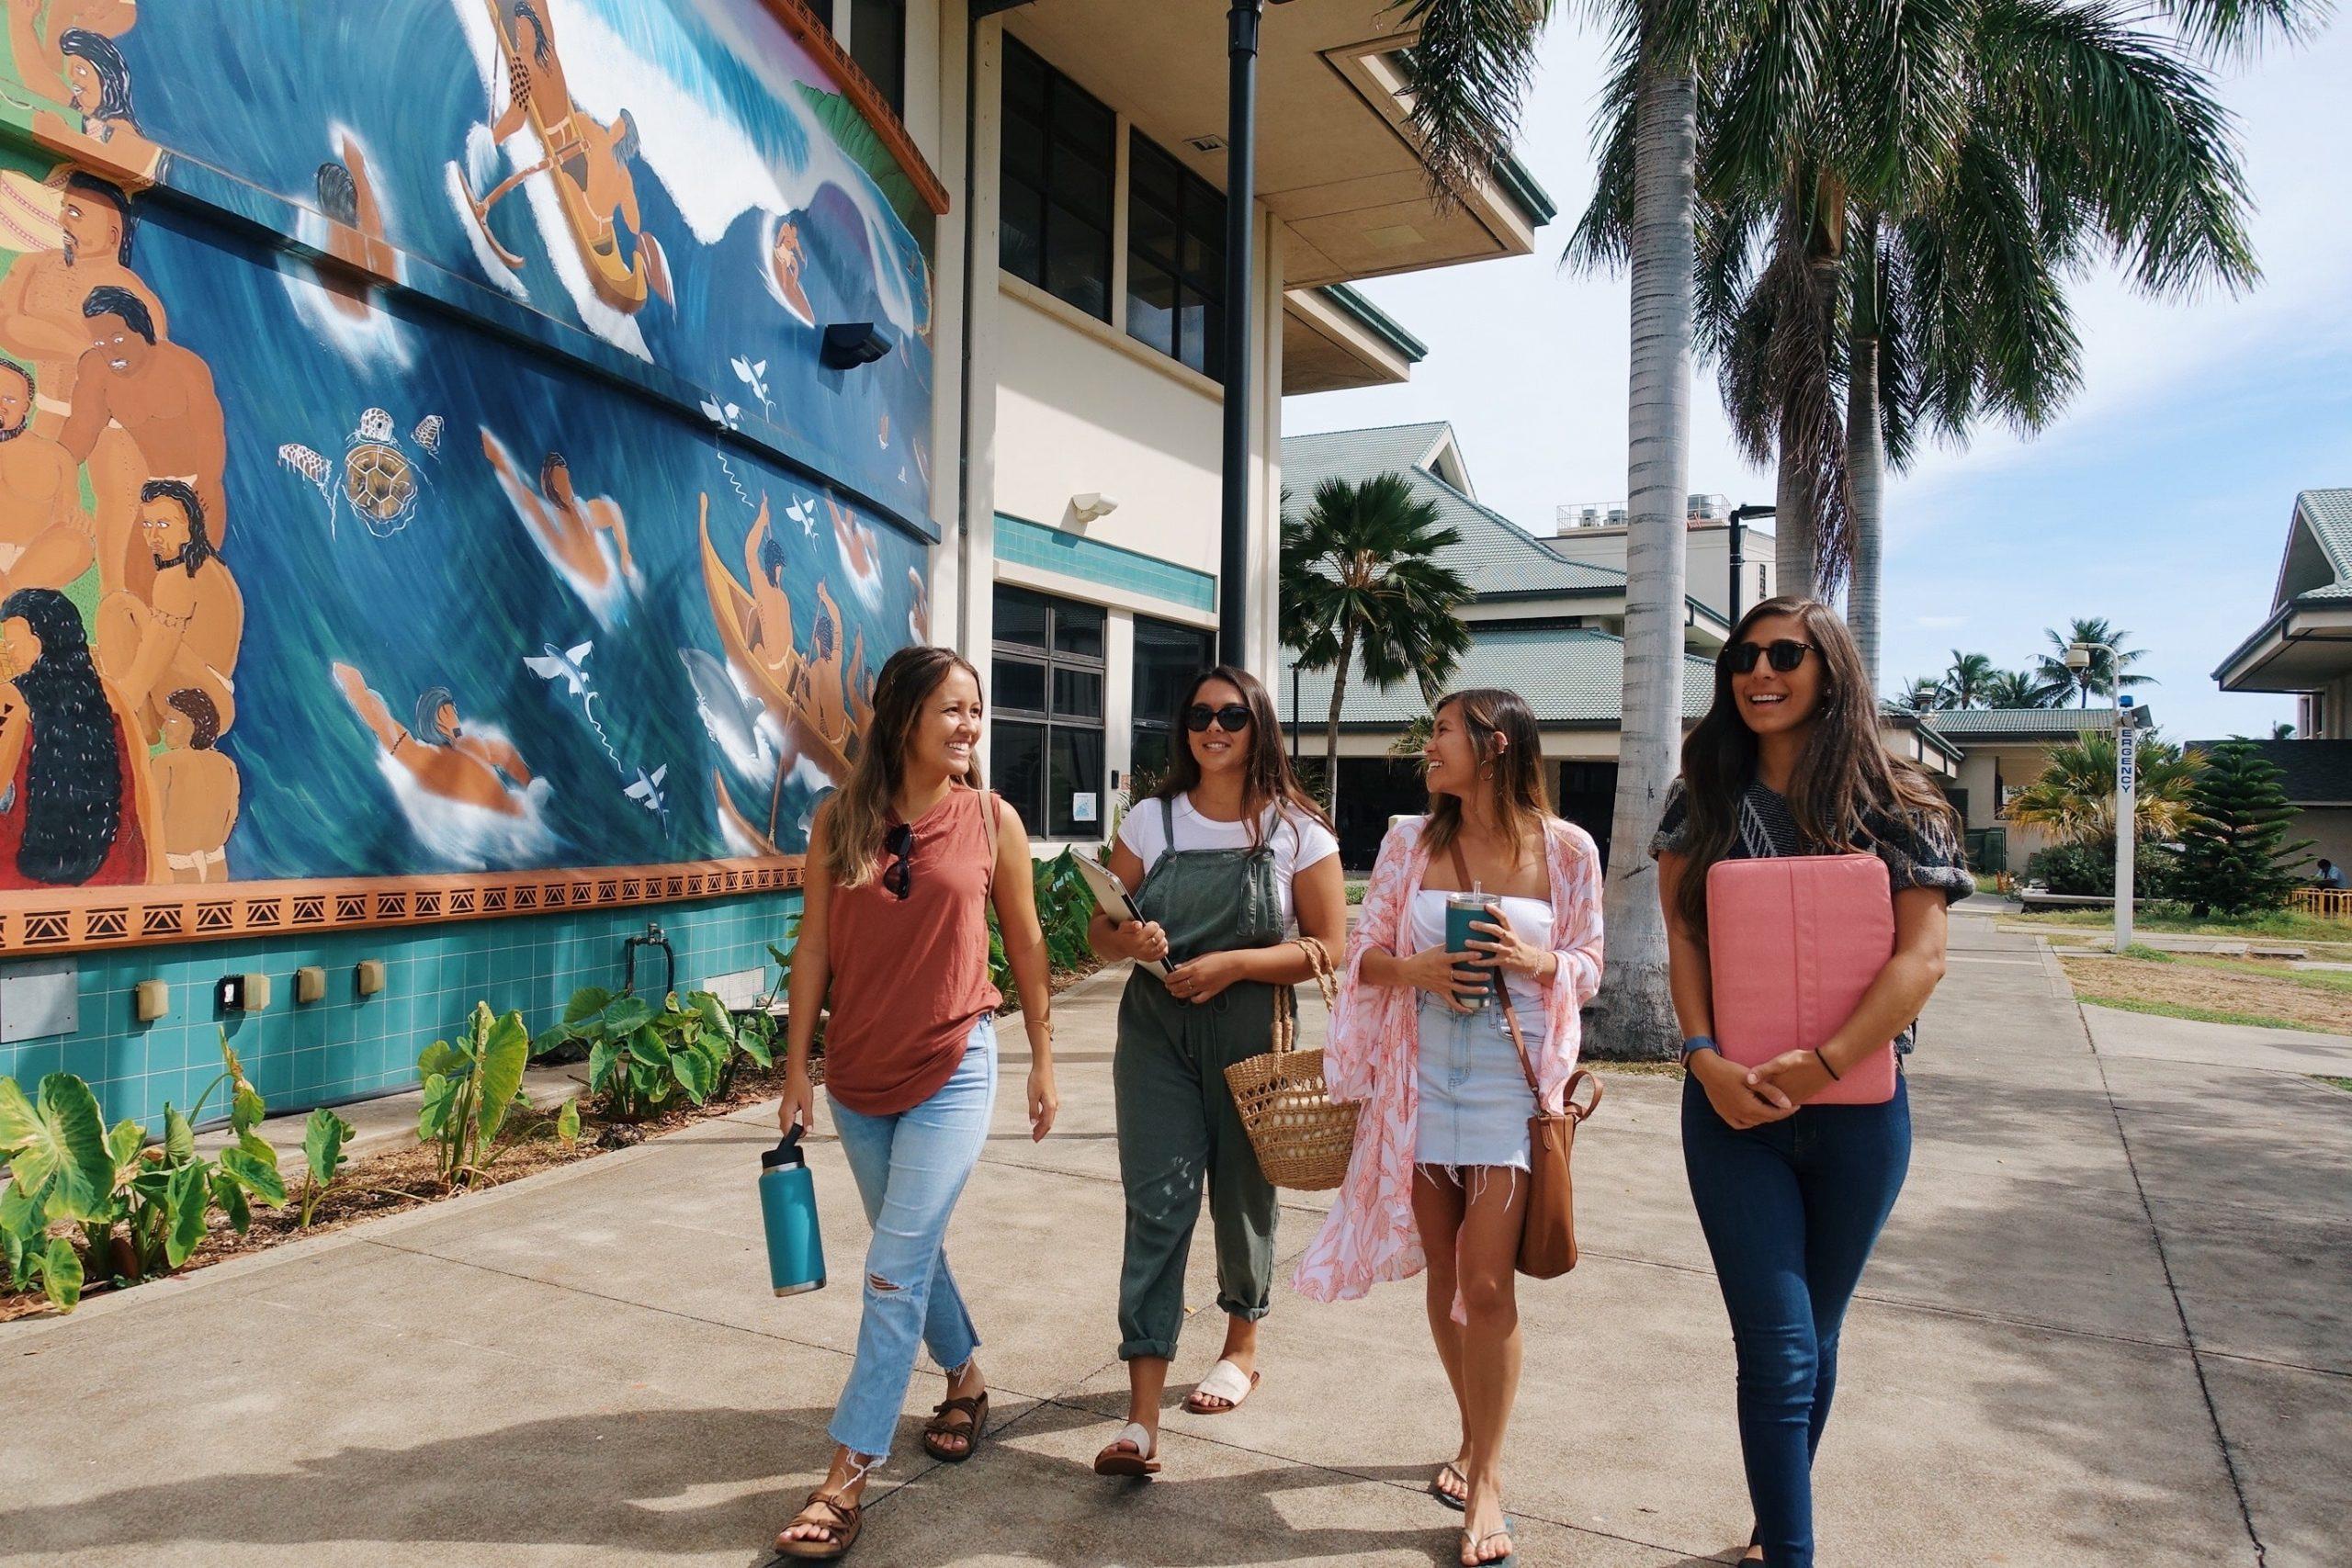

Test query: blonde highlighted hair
[818,645,982,889]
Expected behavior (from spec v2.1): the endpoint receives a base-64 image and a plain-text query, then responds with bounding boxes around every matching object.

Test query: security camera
[1071,492,1120,523]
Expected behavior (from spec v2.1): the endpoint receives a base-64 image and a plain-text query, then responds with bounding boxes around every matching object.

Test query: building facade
[0,2,1541,1132]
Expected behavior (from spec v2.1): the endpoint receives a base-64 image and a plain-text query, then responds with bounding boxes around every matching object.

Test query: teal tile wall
[994,513,1217,611]
[0,893,800,1136]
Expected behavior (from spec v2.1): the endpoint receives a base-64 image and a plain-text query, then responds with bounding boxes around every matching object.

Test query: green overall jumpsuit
[1114,796,1288,1361]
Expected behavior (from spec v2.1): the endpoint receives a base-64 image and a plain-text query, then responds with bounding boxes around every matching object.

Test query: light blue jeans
[826,1015,999,1461]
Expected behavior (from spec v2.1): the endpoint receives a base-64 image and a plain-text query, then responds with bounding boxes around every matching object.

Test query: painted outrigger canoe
[697,496,854,794]
[465,0,663,312]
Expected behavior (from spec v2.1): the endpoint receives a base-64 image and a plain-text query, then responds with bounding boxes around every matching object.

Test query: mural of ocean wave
[117,0,934,526]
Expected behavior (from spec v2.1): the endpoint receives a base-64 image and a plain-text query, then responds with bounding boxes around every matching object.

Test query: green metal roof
[1277,624,1716,728]
[1316,284,1429,365]
[1498,152,1558,226]
[2287,489,2352,602]
[1917,708,2134,739]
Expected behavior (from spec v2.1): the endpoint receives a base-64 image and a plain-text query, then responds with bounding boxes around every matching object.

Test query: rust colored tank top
[822,784,1001,1115]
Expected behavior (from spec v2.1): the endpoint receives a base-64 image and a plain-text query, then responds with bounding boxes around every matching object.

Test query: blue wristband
[1680,1035,1720,1062]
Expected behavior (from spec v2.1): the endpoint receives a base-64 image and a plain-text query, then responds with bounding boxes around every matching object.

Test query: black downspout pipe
[1218,0,1266,667]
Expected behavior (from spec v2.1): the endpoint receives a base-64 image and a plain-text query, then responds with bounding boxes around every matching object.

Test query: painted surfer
[479,429,636,588]
[153,686,236,884]
[0,585,157,887]
[96,479,241,746]
[463,0,671,310]
[316,132,399,315]
[0,172,168,439]
[827,494,877,582]
[334,664,537,818]
[0,363,96,594]
[17,20,164,186]
[61,286,228,604]
[789,580,855,750]
[741,498,797,680]
[768,217,813,324]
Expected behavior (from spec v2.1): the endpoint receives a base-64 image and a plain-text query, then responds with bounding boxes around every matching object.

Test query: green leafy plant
[295,1107,357,1226]
[988,850,1101,1009]
[2178,739,2315,917]
[419,1003,575,1190]
[536,987,747,1122]
[2,1035,282,1312]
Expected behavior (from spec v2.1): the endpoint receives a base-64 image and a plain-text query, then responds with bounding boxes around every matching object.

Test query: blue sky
[1283,13,2352,742]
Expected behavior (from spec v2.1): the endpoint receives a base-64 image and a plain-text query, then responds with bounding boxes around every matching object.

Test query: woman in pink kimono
[1295,687,1603,1568]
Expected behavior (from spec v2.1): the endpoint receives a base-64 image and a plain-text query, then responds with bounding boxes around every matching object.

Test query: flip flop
[1182,1358,1260,1415]
[1461,1516,1517,1568]
[1091,1421,1161,1477]
[1430,1461,1468,1511]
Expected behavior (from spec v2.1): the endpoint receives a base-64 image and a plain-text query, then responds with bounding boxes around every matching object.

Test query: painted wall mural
[0,0,935,909]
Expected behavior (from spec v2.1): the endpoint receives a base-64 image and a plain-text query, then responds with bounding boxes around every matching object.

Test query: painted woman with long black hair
[0,586,155,887]
[1653,597,1970,1566]
[1086,665,1345,1477]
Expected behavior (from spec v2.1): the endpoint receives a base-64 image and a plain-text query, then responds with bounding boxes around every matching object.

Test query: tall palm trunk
[1588,57,1696,1062]
[1771,175,1849,599]
[1846,214,1884,690]
[1322,620,1356,817]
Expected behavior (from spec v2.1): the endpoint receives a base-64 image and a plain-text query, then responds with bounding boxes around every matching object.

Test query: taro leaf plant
[988,849,1098,1011]
[419,1002,577,1190]
[536,987,746,1122]
[295,1107,358,1227]
[2,1034,284,1313]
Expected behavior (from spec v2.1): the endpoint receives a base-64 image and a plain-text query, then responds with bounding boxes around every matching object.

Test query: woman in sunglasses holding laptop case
[1086,666,1345,1477]
[775,647,1058,1561]
[1652,598,1968,1567]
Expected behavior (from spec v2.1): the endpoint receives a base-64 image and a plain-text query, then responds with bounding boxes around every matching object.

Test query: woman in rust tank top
[774,647,1058,1562]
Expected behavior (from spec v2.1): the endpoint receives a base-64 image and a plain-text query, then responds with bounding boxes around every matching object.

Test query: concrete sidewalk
[4,908,2343,1566]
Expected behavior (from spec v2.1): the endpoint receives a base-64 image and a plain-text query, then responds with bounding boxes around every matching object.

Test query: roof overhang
[999,0,1549,288]
[1282,284,1426,393]
[2211,600,2352,693]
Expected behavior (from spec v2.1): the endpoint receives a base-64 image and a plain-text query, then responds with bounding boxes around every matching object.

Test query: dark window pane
[999,179,1044,285]
[850,0,906,117]
[1001,109,1046,185]
[1051,142,1113,214]
[1131,728,1172,791]
[1053,668,1103,720]
[1125,258,1175,355]
[1049,727,1106,838]
[1052,77,1114,159]
[1045,211,1110,318]
[995,720,1046,836]
[1003,39,1046,118]
[1052,601,1106,660]
[1199,297,1226,381]
[992,657,1046,715]
[1131,134,1180,209]
[994,585,1049,650]
[1134,617,1211,724]
[1129,193,1178,269]
[1178,288,1210,375]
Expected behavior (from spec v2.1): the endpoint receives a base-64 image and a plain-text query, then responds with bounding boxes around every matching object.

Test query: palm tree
[1984,668,2064,710]
[1679,0,2302,681]
[1939,650,1999,710]
[1280,473,1471,817]
[2036,616,2155,707]
[2008,732,2203,846]
[1403,0,1724,1058]
[2271,720,2296,739]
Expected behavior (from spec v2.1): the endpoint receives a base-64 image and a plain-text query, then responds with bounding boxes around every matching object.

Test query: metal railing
[2288,888,2352,923]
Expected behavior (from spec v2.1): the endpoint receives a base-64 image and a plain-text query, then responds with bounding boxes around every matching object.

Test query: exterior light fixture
[1071,492,1119,524]
[820,322,893,369]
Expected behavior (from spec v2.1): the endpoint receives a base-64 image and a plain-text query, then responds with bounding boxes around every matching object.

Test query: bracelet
[1814,1046,1841,1081]
[1680,1035,1720,1063]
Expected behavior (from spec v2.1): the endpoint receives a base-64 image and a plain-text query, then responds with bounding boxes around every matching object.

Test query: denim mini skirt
[1413,995,1533,1173]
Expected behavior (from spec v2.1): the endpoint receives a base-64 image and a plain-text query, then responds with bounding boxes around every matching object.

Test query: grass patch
[1346,879,1368,907]
[2120,943,2175,963]
[2075,993,2312,1032]
[2316,1077,2352,1095]
[1588,1060,1686,1077]
[2012,904,2352,943]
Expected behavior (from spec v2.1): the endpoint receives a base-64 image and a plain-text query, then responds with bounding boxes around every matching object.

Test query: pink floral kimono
[1294,814,1604,1303]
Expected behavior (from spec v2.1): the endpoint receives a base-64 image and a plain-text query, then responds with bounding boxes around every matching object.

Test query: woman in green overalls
[1086,665,1347,1477]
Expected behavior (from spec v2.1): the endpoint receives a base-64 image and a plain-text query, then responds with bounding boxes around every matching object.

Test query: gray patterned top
[1650,777,1972,1052]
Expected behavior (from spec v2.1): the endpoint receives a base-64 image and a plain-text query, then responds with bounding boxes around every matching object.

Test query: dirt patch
[2062,955,2352,1035]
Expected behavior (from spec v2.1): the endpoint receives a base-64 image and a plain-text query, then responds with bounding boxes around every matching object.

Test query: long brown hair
[819,645,981,889]
[1153,664,1331,847]
[1422,687,1553,867]
[1672,596,1959,936]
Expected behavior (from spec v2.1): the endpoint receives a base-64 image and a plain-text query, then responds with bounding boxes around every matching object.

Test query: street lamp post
[2067,640,2135,953]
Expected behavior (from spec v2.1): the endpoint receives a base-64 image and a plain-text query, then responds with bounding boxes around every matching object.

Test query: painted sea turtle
[278,409,444,538]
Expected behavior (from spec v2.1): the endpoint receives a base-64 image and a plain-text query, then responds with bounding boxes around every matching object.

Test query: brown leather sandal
[1091,1421,1161,1477]
[922,1391,988,1462]
[775,1488,864,1560]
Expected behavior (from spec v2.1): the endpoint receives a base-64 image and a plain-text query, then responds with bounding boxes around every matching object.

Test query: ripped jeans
[826,1015,999,1461]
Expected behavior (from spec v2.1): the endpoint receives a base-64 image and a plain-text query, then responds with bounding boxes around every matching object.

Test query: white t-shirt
[1116,793,1340,932]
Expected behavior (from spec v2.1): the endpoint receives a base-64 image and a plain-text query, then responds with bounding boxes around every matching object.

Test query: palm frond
[1390,0,1557,208]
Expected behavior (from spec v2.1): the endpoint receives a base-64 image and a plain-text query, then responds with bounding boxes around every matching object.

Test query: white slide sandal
[1182,1358,1261,1415]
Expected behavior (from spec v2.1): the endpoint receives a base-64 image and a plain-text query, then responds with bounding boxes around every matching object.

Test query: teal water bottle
[759,1125,826,1296]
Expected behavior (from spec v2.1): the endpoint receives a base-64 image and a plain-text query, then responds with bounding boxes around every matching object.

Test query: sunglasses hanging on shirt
[882,822,916,900]
[1721,638,1816,675]
[1185,703,1252,733]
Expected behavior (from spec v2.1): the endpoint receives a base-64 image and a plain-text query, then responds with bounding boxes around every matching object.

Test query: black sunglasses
[882,822,916,900]
[1722,638,1816,675]
[1185,703,1252,733]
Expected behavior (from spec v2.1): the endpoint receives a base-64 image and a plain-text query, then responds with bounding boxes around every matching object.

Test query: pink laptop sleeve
[1704,852,1898,1106]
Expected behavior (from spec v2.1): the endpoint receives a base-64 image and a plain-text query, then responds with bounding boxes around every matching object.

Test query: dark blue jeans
[1681,1072,1911,1568]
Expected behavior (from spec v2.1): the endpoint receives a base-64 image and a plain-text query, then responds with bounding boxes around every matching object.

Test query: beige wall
[2295,806,2352,874]
[1547,522,1776,624]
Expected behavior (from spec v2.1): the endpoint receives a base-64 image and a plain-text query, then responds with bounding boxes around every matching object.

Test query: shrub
[419,1002,576,1190]
[989,849,1101,1010]
[2024,840,2186,899]
[2177,739,2314,916]
[537,987,753,1122]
